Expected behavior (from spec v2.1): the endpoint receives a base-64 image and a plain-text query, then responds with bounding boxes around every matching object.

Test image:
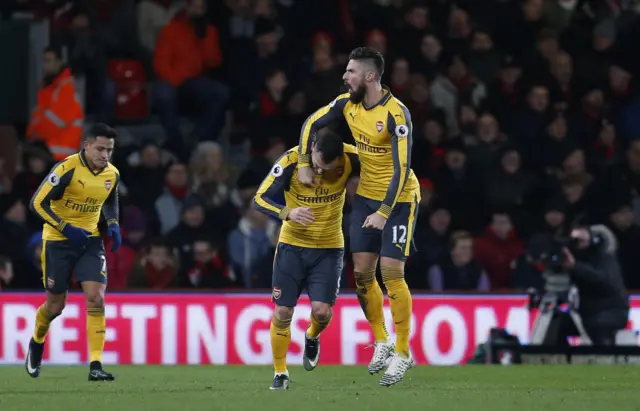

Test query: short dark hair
[86,123,118,141]
[348,46,385,78]
[450,230,472,249]
[149,238,171,251]
[43,45,62,60]
[315,130,344,164]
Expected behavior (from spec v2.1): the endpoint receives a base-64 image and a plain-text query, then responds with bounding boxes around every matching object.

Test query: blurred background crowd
[0,0,639,293]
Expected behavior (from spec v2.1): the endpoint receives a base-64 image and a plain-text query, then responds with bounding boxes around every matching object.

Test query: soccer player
[26,123,121,381]
[297,47,420,386]
[253,130,359,390]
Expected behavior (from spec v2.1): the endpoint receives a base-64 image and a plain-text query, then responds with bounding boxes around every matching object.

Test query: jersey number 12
[391,225,407,244]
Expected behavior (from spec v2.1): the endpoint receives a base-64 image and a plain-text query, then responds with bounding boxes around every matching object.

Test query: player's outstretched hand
[363,212,387,230]
[288,207,315,225]
[107,222,122,251]
[61,224,91,246]
[298,166,317,187]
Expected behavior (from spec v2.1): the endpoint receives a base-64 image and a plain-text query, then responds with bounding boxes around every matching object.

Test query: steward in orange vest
[27,46,84,161]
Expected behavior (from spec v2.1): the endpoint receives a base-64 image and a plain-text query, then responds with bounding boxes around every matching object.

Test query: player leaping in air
[297,47,420,386]
[26,123,121,382]
[253,130,359,390]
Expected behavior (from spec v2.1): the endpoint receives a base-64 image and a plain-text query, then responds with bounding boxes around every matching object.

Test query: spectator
[389,58,410,96]
[7,232,43,290]
[414,32,443,81]
[190,141,241,235]
[153,0,229,154]
[466,29,502,85]
[404,74,432,129]
[509,84,550,148]
[0,197,30,269]
[433,140,486,231]
[408,202,452,289]
[0,256,13,290]
[474,211,525,289]
[167,195,215,266]
[51,6,114,123]
[105,205,149,290]
[486,55,523,127]
[227,201,273,288]
[485,148,539,210]
[559,174,595,227]
[428,230,490,292]
[27,46,84,161]
[305,51,343,114]
[539,196,568,238]
[79,0,140,58]
[129,239,179,289]
[137,0,185,53]
[412,110,447,177]
[181,238,234,288]
[608,202,640,290]
[464,112,507,174]
[590,119,622,170]
[430,54,487,136]
[125,141,169,217]
[156,162,191,235]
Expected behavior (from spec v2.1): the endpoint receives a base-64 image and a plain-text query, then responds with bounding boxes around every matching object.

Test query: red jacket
[153,12,222,87]
[105,245,137,290]
[474,228,524,289]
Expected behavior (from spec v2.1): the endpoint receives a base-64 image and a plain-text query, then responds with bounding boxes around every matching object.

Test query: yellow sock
[270,313,291,374]
[33,304,57,344]
[382,267,412,357]
[355,270,388,342]
[87,307,106,363]
[307,313,331,339]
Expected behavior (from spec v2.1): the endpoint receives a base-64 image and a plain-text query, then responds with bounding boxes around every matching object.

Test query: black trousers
[545,309,629,346]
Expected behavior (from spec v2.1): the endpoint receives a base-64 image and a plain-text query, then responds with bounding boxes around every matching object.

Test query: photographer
[555,225,629,345]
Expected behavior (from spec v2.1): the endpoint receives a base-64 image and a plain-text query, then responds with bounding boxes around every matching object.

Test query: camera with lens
[527,229,604,274]
[526,228,609,345]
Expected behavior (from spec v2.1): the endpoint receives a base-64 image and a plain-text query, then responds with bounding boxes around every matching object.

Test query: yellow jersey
[30,151,120,241]
[298,86,420,218]
[253,144,359,249]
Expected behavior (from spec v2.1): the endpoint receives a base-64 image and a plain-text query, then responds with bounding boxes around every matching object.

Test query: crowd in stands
[1,0,640,293]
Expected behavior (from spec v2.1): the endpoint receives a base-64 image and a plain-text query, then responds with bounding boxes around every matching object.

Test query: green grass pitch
[1,365,639,411]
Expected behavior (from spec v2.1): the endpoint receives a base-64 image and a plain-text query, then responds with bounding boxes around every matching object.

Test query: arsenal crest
[104,179,112,190]
[376,121,384,133]
[272,287,281,300]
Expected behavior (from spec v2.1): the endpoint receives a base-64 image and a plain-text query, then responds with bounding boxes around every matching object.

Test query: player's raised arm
[298,93,350,168]
[29,161,74,231]
[378,106,413,219]
[253,153,297,220]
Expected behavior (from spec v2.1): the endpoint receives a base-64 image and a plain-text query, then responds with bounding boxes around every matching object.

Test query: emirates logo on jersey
[376,121,384,133]
[104,180,112,191]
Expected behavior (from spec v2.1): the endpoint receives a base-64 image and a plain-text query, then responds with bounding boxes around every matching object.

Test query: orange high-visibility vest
[27,68,84,161]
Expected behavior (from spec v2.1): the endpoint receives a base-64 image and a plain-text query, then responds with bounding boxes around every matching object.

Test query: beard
[348,83,366,104]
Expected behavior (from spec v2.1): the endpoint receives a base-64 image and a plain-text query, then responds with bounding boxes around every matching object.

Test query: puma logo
[78,180,85,188]
[395,243,403,250]
[349,112,355,120]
